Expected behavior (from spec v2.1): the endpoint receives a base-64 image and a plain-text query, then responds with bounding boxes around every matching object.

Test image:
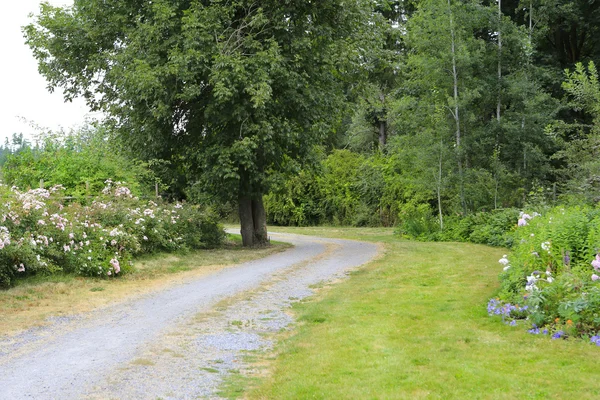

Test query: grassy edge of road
[0,234,290,336]
[222,227,600,399]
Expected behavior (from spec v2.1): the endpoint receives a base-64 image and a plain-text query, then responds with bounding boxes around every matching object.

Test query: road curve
[0,231,378,399]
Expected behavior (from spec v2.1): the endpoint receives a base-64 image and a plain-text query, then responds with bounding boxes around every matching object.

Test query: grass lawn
[242,227,600,399]
[0,235,289,335]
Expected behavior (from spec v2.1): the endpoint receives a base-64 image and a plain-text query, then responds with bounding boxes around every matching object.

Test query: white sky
[0,1,99,145]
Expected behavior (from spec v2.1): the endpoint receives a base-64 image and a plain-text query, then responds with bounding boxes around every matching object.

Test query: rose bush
[0,181,224,287]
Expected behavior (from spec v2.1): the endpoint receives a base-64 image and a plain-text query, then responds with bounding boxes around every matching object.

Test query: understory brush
[0,181,224,287]
[397,205,519,248]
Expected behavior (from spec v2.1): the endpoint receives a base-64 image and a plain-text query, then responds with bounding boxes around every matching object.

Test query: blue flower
[528,326,540,334]
[552,331,565,340]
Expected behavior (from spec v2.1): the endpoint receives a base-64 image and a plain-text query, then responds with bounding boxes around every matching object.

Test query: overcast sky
[0,1,97,145]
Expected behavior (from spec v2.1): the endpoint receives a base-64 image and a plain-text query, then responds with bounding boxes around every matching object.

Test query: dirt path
[0,232,378,399]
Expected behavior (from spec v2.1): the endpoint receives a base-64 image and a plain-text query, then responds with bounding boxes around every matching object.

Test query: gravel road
[0,231,379,399]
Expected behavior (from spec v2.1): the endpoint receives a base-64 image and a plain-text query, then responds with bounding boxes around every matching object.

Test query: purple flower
[552,331,565,340]
[518,218,527,227]
[591,335,600,346]
[563,251,570,266]
[592,254,600,271]
[593,274,600,282]
[542,329,548,335]
[528,324,540,334]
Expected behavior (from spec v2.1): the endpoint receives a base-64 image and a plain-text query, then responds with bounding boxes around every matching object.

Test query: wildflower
[563,251,570,266]
[499,255,509,266]
[17,264,25,272]
[592,254,600,271]
[110,258,120,274]
[526,274,539,292]
[566,320,573,326]
[37,220,45,225]
[541,242,551,253]
[518,218,528,227]
[143,236,148,241]
[592,274,600,282]
[528,324,540,334]
[552,331,565,340]
[591,335,600,346]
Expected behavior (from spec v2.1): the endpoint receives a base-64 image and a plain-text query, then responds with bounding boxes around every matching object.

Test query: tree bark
[497,0,502,125]
[379,120,387,150]
[239,196,255,246]
[447,0,466,213]
[252,195,268,246]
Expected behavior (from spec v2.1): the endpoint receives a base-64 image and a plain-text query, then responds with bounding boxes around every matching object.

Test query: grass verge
[233,227,600,399]
[0,234,290,335]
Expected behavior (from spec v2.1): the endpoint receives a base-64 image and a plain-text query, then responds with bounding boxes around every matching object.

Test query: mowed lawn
[245,228,600,399]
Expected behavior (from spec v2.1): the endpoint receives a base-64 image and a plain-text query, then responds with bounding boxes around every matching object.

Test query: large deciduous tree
[25,0,366,246]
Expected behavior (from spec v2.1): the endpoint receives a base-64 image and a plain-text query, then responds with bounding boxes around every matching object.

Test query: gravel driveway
[0,231,378,399]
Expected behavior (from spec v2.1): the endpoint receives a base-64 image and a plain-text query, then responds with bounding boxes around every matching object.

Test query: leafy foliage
[3,125,154,198]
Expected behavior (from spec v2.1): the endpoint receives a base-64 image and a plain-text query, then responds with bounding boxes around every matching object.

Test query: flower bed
[491,206,600,344]
[0,181,224,287]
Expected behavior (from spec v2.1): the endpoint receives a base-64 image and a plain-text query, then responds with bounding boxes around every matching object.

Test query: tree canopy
[25,0,370,245]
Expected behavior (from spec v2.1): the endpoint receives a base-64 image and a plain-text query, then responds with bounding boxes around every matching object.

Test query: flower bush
[491,205,600,342]
[0,181,224,287]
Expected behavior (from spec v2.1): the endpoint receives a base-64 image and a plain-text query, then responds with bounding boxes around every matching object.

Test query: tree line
[20,0,600,243]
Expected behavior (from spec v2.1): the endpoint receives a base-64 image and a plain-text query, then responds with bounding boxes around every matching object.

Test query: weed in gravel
[130,358,155,366]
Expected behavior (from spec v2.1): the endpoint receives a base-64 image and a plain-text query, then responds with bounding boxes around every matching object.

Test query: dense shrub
[398,207,519,248]
[2,126,155,198]
[491,206,600,340]
[0,181,224,287]
[265,150,396,227]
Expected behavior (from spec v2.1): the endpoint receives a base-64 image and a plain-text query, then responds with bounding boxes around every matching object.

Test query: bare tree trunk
[379,120,387,150]
[252,195,268,245]
[448,0,466,213]
[497,0,502,124]
[437,139,444,230]
[239,196,254,247]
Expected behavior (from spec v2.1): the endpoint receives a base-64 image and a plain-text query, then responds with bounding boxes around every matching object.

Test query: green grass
[240,227,600,399]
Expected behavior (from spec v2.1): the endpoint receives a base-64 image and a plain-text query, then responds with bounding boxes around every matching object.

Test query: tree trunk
[448,0,466,213]
[252,195,268,245]
[379,120,387,150]
[239,195,255,247]
[497,0,502,125]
